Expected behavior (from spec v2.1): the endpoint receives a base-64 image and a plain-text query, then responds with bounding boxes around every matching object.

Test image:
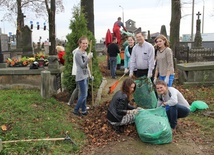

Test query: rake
[0,131,77,151]
[108,73,126,94]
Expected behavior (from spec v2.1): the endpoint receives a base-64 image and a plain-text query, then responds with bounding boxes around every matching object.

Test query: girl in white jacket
[155,80,190,133]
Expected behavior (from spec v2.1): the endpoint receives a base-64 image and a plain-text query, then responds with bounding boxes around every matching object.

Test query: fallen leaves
[1,124,7,131]
[77,101,138,148]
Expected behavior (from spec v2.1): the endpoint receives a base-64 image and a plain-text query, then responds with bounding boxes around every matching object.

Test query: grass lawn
[0,55,213,154]
[0,89,85,154]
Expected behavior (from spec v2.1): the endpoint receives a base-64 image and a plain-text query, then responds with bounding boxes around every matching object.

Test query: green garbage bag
[133,77,157,109]
[135,107,172,144]
[190,100,209,112]
[117,54,121,64]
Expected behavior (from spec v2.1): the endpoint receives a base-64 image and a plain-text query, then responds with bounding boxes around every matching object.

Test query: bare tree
[81,0,94,35]
[0,0,64,54]
[44,0,56,55]
[170,0,181,57]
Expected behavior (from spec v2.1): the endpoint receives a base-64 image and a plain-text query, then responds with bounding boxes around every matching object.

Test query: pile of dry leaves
[78,101,138,147]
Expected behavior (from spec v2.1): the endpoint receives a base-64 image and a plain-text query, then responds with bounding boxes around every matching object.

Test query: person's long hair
[154,34,170,47]
[78,36,88,46]
[121,78,136,101]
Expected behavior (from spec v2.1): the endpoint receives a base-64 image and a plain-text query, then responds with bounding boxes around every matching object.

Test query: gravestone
[22,25,33,57]
[44,41,49,55]
[194,12,203,49]
[160,25,167,38]
[0,34,9,68]
[0,34,9,53]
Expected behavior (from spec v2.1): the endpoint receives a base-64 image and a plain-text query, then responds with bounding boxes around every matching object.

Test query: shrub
[63,5,102,96]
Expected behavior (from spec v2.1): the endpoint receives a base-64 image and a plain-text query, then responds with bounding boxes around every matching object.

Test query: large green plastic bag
[117,54,121,64]
[135,107,172,144]
[133,77,157,109]
[190,100,209,112]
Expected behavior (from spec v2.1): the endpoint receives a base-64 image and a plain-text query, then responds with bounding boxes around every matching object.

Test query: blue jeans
[166,104,190,129]
[159,74,174,87]
[74,78,88,113]
[109,57,117,78]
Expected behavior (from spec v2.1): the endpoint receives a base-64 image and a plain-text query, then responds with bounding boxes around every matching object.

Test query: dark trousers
[109,57,117,78]
[166,104,190,129]
[136,69,148,78]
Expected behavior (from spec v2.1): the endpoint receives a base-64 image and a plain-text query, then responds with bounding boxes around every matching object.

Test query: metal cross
[196,11,201,20]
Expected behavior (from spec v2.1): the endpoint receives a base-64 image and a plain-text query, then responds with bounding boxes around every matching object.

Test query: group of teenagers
[66,27,190,135]
[107,30,191,134]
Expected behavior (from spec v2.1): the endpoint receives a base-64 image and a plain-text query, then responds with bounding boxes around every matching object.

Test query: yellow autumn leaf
[1,124,7,131]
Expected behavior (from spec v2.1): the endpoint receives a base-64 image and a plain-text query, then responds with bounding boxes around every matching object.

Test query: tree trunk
[16,0,24,49]
[170,0,181,58]
[81,0,94,35]
[49,0,56,55]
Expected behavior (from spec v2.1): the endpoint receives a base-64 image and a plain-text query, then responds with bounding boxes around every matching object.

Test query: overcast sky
[0,0,213,43]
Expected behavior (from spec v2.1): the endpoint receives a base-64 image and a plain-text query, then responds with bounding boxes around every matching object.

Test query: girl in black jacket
[107,78,139,131]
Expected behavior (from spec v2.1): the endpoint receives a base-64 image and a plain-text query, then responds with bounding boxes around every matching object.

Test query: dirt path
[80,74,208,155]
[85,136,204,155]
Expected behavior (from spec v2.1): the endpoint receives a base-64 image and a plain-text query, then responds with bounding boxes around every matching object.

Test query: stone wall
[0,67,64,95]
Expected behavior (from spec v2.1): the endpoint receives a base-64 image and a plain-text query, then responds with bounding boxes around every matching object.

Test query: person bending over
[107,78,140,132]
[155,80,190,133]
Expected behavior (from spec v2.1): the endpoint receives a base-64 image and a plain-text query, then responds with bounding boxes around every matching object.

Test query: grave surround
[177,61,214,85]
[0,66,64,95]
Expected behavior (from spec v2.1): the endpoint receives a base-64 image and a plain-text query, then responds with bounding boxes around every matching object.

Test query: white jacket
[72,47,92,77]
[157,87,190,109]
[72,47,79,76]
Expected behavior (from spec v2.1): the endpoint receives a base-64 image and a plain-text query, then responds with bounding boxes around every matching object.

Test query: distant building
[182,33,214,42]
[125,19,141,34]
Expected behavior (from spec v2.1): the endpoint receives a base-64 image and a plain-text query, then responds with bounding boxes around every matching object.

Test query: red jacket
[58,51,65,65]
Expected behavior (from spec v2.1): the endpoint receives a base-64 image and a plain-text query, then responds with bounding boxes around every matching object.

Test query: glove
[129,109,139,115]
[89,75,94,81]
[136,107,143,110]
[164,76,169,84]
[124,68,129,74]
[129,72,133,78]
[147,72,152,78]
[87,52,93,59]
[153,77,157,84]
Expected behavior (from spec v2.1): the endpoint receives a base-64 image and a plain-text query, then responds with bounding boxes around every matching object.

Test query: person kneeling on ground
[107,78,141,133]
[155,80,190,133]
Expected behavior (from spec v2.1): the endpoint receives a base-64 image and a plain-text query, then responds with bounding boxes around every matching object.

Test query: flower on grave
[6,57,29,67]
[34,52,48,61]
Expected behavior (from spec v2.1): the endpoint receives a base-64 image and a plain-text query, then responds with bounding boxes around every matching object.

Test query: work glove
[124,68,129,74]
[136,107,143,110]
[164,76,169,84]
[129,72,133,78]
[153,77,157,84]
[87,52,93,59]
[89,75,94,81]
[147,72,152,78]
[129,109,139,115]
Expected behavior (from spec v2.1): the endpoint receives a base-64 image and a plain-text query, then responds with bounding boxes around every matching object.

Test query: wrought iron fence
[176,42,214,62]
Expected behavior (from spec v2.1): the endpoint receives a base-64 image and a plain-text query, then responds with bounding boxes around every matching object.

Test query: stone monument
[21,25,34,57]
[194,11,203,49]
[160,25,167,38]
[0,34,9,68]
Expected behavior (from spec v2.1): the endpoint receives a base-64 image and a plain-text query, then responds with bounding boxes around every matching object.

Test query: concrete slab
[177,61,214,85]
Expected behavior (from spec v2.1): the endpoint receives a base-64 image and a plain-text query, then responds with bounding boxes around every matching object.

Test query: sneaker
[82,111,88,116]
[67,102,70,106]
[73,111,81,116]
